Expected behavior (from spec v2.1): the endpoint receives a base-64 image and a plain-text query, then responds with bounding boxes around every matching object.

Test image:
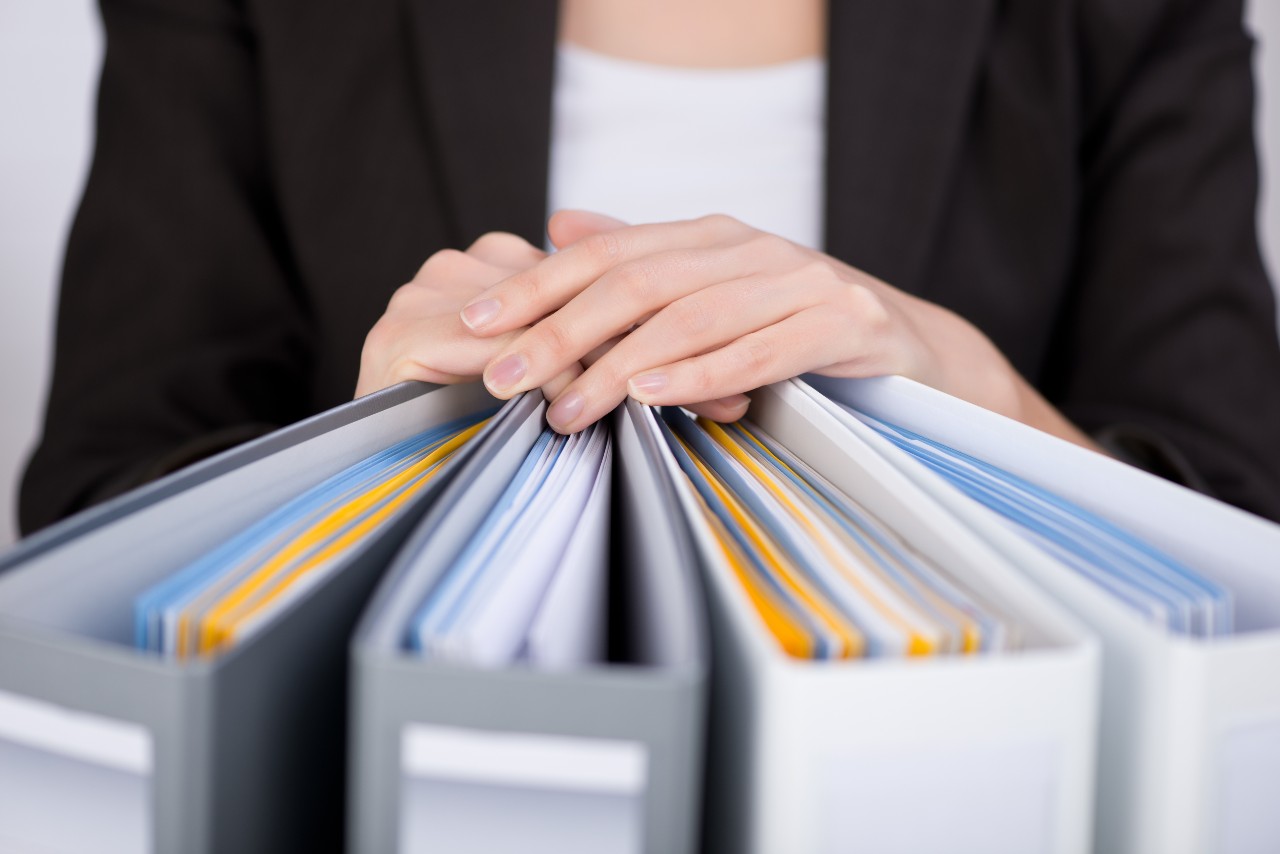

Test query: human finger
[478,249,763,398]
[620,307,855,412]
[540,363,584,401]
[356,313,522,397]
[465,231,547,270]
[458,213,752,336]
[546,209,628,250]
[444,241,588,400]
[535,275,819,429]
[684,396,753,422]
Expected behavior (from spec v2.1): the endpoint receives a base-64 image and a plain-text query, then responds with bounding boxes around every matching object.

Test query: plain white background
[1,1,1279,547]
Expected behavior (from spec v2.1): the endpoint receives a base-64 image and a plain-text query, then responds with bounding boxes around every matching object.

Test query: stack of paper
[850,409,1232,637]
[406,422,612,668]
[133,412,491,659]
[660,408,1014,660]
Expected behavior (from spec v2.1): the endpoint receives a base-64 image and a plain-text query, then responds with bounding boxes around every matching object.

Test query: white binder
[642,385,1101,854]
[808,373,1280,854]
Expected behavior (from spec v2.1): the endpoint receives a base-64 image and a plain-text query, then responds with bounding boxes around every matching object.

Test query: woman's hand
[459,210,1056,433]
[355,232,585,400]
[461,210,1101,450]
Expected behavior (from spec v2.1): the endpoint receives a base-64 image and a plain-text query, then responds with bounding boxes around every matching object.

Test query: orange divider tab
[190,421,485,658]
[682,439,863,659]
[703,419,938,658]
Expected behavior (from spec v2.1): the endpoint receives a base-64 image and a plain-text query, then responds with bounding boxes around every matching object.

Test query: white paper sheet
[524,441,613,668]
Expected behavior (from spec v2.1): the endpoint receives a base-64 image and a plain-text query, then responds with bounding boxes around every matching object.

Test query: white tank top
[547,43,827,250]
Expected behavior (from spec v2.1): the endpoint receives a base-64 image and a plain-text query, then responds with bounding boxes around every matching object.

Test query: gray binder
[349,399,708,854]
[0,382,501,854]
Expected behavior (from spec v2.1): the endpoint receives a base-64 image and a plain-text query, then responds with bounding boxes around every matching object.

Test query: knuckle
[583,231,623,263]
[668,296,715,338]
[361,318,395,360]
[417,247,471,278]
[534,316,578,361]
[845,284,891,330]
[609,259,661,307]
[697,213,739,233]
[385,282,418,314]
[504,268,545,305]
[468,231,520,253]
[687,360,717,396]
[798,258,834,281]
[385,355,424,384]
[733,277,771,306]
[361,320,410,378]
[468,232,537,268]
[585,356,628,395]
[739,336,775,375]
[748,232,799,261]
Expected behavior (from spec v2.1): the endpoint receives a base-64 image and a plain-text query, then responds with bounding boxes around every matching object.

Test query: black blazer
[20,0,1280,532]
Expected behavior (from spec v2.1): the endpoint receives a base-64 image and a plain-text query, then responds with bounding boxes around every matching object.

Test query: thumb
[547,209,629,250]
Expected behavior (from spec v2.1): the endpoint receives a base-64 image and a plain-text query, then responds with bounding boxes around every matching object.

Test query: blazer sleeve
[1047,0,1280,521]
[19,0,313,534]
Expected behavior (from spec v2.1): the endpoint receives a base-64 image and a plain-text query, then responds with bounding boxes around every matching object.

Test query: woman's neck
[558,0,825,68]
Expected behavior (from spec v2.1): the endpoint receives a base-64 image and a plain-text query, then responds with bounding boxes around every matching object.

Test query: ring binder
[809,374,1280,854]
[348,399,708,854]
[670,382,1100,854]
[5,374,1278,853]
[0,382,500,854]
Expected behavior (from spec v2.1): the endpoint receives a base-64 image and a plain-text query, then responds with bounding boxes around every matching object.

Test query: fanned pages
[659,408,1016,659]
[134,411,493,658]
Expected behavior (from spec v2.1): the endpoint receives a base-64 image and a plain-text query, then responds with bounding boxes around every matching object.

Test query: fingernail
[460,298,501,331]
[717,394,751,414]
[486,354,527,391]
[547,391,585,430]
[628,373,668,396]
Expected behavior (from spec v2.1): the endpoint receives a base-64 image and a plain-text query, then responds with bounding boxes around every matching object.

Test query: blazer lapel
[825,0,995,293]
[404,0,559,247]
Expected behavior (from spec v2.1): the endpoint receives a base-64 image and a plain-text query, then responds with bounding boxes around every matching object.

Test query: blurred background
[1,0,1278,548]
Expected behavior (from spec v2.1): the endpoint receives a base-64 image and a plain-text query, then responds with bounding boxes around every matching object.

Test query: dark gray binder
[0,382,501,854]
[349,400,708,854]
